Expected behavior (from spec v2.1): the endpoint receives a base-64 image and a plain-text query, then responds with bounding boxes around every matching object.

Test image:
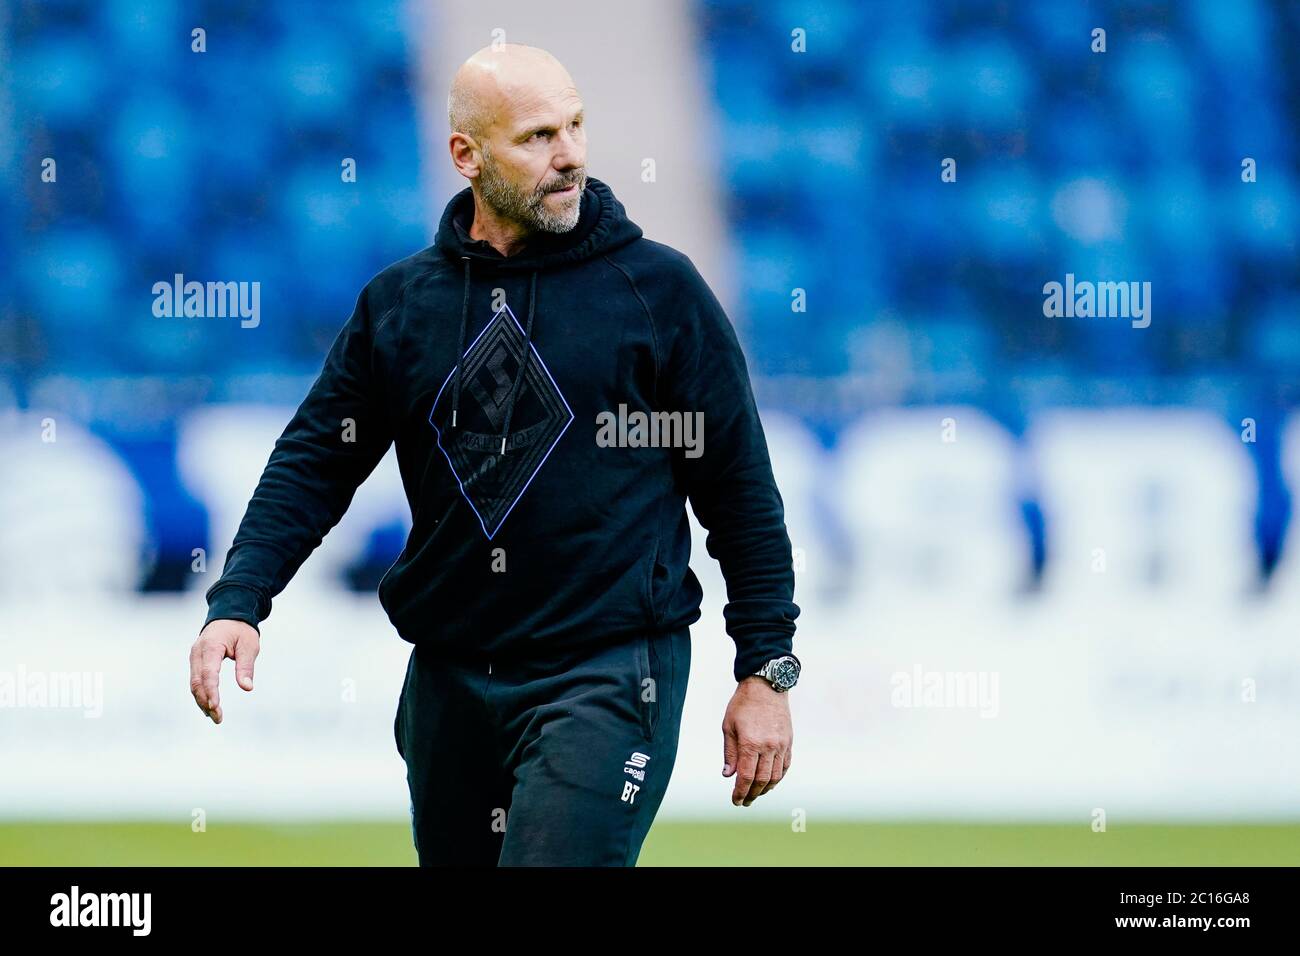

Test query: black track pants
[394,627,691,866]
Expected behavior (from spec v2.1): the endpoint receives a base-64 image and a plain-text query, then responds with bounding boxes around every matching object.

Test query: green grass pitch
[1,821,1297,866]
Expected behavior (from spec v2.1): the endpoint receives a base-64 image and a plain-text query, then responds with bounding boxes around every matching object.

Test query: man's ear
[449,133,482,178]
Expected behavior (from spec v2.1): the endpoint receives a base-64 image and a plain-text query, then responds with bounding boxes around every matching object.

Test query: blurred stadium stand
[2,0,1299,595]
[1,0,425,589]
[695,0,1300,586]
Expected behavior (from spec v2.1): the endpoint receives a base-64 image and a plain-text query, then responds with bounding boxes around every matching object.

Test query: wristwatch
[752,654,801,692]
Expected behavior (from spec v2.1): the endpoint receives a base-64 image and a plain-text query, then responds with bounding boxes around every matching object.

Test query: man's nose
[553,126,585,169]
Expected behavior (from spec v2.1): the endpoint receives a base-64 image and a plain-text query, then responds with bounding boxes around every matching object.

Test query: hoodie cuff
[202,583,265,635]
[733,634,795,684]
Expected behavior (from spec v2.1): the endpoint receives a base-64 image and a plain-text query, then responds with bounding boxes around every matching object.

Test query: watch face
[771,657,799,689]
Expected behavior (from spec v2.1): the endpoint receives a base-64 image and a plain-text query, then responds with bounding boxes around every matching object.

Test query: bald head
[447,44,575,144]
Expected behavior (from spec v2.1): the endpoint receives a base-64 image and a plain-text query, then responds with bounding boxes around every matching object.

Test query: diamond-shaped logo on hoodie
[429,304,574,539]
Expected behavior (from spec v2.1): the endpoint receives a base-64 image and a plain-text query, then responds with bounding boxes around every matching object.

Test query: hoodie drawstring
[451,257,471,428]
[499,270,538,455]
[450,259,538,458]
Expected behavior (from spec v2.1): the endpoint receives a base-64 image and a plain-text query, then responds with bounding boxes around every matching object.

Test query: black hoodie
[204,177,798,681]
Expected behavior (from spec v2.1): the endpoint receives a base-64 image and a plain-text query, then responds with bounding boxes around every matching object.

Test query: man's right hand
[189,619,260,724]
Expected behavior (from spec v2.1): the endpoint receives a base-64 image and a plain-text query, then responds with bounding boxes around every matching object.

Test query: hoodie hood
[432,176,643,453]
[434,175,643,272]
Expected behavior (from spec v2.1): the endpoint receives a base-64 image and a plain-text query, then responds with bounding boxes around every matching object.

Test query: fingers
[765,749,788,794]
[731,747,759,806]
[234,633,259,692]
[189,643,209,717]
[729,743,792,806]
[743,750,776,806]
[722,724,739,777]
[200,640,229,724]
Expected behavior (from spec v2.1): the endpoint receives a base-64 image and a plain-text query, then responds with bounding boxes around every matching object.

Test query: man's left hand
[721,676,793,806]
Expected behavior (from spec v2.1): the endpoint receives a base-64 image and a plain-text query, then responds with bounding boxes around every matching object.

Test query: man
[188,43,800,866]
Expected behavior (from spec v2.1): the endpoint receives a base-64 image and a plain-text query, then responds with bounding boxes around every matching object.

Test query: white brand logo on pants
[621,751,651,803]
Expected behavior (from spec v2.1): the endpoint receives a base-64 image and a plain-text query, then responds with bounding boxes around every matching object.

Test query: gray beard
[477,149,585,234]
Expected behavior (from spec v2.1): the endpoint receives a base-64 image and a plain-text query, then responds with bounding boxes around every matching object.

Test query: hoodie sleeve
[202,286,394,632]
[658,259,800,682]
